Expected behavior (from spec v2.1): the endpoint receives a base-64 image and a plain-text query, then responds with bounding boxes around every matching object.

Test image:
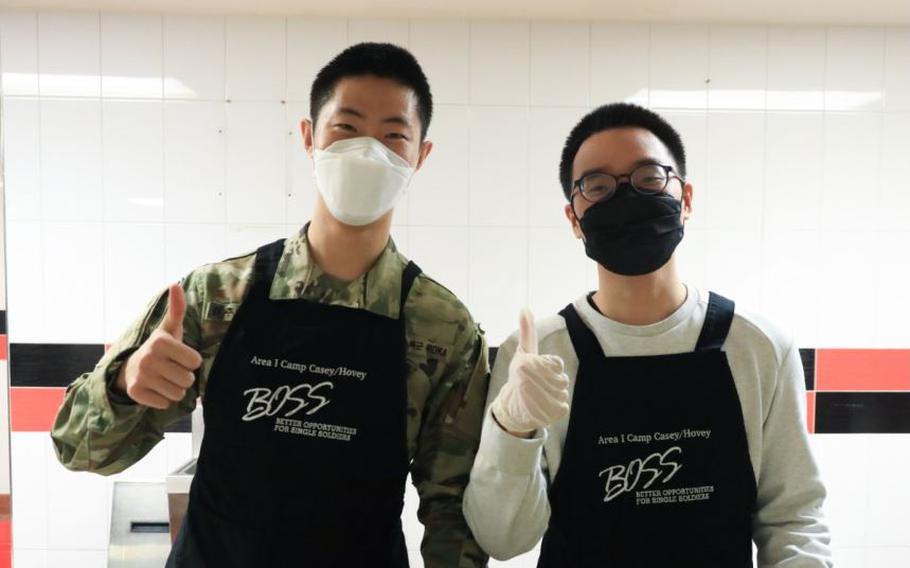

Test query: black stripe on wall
[10,342,910,436]
[10,343,105,387]
[800,348,815,391]
[493,346,818,391]
[0,310,6,334]
[815,392,910,434]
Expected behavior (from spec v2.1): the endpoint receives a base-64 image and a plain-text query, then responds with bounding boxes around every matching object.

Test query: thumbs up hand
[114,283,203,410]
[490,309,570,437]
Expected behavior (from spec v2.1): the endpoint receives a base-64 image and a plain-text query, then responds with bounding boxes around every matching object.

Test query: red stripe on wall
[816,349,910,391]
[0,335,6,361]
[806,392,816,434]
[10,387,66,432]
[0,519,9,568]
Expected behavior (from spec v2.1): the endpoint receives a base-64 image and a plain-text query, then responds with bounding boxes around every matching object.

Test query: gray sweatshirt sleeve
[462,337,552,560]
[752,341,833,567]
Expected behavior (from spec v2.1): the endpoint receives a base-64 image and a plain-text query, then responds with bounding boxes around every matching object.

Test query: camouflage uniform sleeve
[411,300,491,568]
[50,274,204,475]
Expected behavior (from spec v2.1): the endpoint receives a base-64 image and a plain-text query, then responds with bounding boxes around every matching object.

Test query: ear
[415,139,433,171]
[302,119,315,157]
[681,181,694,223]
[565,202,584,239]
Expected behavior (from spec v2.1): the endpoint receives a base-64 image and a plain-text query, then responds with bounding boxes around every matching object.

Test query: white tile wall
[767,27,826,110]
[705,111,765,231]
[529,22,589,107]
[590,24,649,107]
[707,26,766,110]
[407,226,469,301]
[224,101,287,223]
[884,28,910,111]
[649,25,708,109]
[2,97,40,220]
[163,15,225,100]
[657,110,707,230]
[876,232,910,348]
[761,230,821,348]
[763,112,825,231]
[528,106,587,228]
[821,112,882,232]
[225,16,285,101]
[528,227,587,317]
[42,222,106,344]
[2,12,910,567]
[100,14,162,99]
[470,227,528,344]
[817,231,880,347]
[0,11,38,95]
[347,18,409,47]
[103,223,166,340]
[39,98,103,222]
[37,12,100,97]
[12,549,47,568]
[409,104,470,226]
[469,21,529,106]
[163,100,226,224]
[825,27,886,111]
[6,220,45,342]
[469,106,529,228]
[878,112,910,231]
[409,20,470,105]
[704,229,764,309]
[11,433,49,550]
[285,17,347,102]
[102,100,164,223]
[44,550,108,568]
[285,100,316,225]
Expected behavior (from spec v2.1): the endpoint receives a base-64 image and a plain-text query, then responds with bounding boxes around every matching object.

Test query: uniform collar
[269,225,407,319]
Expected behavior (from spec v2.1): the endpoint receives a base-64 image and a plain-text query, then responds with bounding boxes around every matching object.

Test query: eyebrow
[336,107,412,128]
[576,158,664,180]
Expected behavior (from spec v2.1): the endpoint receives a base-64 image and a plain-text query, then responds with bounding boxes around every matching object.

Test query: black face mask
[577,183,685,276]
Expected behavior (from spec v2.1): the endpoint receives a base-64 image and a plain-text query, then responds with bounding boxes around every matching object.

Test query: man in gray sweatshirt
[463,103,833,567]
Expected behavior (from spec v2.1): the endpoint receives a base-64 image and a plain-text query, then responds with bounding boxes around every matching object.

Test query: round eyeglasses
[571,163,684,204]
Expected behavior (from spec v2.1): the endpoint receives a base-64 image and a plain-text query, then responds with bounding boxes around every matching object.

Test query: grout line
[160,14,168,281]
[758,25,769,314]
[465,21,473,310]
[97,11,108,345]
[525,19,531,310]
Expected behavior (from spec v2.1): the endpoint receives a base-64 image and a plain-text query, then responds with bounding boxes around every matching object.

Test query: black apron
[538,292,757,568]
[167,239,420,568]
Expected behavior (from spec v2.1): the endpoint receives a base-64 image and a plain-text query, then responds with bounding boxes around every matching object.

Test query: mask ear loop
[568,189,586,243]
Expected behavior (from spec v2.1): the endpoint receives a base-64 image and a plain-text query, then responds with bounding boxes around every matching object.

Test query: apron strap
[559,303,602,358]
[251,238,421,316]
[694,291,735,352]
[250,238,287,299]
[399,261,422,318]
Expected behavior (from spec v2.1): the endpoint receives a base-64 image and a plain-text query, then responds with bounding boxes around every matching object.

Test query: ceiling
[1,0,909,25]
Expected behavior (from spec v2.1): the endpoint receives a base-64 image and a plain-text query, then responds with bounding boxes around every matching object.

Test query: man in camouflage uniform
[52,43,490,567]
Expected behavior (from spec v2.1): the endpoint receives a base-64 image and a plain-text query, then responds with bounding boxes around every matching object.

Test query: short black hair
[309,42,433,139]
[559,103,687,200]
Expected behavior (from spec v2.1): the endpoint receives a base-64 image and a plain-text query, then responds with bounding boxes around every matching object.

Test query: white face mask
[313,137,415,226]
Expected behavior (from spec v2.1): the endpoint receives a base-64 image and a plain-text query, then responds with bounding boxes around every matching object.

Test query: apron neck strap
[694,292,735,352]
[250,238,287,298]
[560,291,736,356]
[398,261,422,318]
[559,303,602,357]
[250,238,421,317]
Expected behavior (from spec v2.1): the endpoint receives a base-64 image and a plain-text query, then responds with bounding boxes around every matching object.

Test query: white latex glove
[490,309,570,436]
